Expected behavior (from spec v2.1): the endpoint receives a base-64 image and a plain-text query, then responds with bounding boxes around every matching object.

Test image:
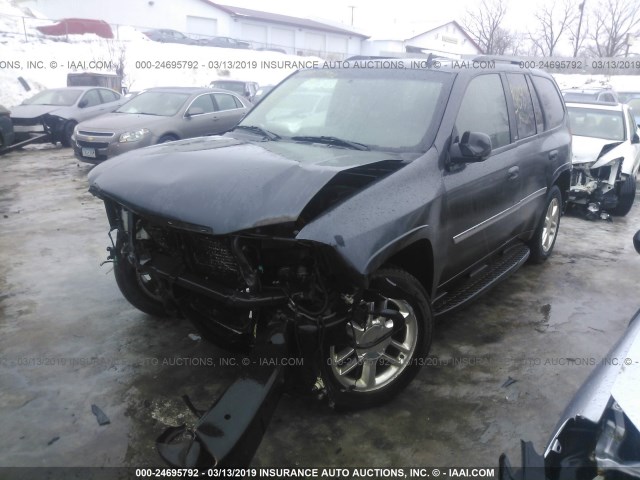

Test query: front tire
[113,245,168,317]
[611,174,636,216]
[61,121,76,147]
[321,268,433,408]
[528,185,562,264]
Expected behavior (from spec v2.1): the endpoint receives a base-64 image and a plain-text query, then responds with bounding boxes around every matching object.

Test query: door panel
[441,73,520,282]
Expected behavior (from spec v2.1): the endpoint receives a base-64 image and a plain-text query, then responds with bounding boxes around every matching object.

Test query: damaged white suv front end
[567,101,640,219]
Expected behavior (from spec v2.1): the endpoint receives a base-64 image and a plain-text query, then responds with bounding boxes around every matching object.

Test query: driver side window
[455,74,511,149]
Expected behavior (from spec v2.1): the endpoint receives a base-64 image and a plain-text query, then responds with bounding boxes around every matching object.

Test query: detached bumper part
[157,366,285,469]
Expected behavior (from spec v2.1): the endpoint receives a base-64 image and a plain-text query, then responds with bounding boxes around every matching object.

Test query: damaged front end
[568,154,623,221]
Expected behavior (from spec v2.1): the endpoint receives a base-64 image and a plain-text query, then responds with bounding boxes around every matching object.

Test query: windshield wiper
[234,125,280,141]
[291,136,369,151]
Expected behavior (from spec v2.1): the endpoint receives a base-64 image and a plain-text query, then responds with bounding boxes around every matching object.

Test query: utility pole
[573,0,585,57]
[348,6,355,26]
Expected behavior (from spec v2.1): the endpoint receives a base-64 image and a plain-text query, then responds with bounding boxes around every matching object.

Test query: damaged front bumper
[568,158,623,219]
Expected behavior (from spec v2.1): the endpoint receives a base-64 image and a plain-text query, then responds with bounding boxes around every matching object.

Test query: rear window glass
[532,76,565,130]
[507,74,536,139]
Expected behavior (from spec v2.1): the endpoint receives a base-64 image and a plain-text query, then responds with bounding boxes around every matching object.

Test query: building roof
[368,20,482,53]
[203,2,369,38]
[407,21,482,53]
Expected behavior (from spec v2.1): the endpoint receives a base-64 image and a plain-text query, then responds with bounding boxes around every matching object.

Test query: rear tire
[113,243,168,317]
[321,268,433,409]
[528,185,562,264]
[611,174,636,216]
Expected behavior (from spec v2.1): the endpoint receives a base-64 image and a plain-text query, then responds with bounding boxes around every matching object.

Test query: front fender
[297,148,441,276]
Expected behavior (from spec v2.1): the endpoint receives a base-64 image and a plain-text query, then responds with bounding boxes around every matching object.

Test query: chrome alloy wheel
[329,298,418,392]
[542,197,560,253]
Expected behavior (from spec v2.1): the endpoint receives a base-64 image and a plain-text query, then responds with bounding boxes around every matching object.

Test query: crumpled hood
[571,135,623,167]
[10,104,71,119]
[78,112,168,132]
[88,135,407,234]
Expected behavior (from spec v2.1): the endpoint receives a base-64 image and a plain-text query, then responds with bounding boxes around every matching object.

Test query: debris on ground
[47,436,59,446]
[91,404,111,425]
[188,333,201,342]
[501,376,517,388]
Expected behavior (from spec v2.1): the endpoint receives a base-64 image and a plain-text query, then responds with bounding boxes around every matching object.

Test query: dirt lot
[1,144,640,475]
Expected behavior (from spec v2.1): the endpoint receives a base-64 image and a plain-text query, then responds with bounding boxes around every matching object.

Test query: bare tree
[529,0,580,56]
[589,0,640,56]
[463,0,512,54]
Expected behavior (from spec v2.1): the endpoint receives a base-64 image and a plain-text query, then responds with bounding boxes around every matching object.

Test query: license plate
[82,147,96,158]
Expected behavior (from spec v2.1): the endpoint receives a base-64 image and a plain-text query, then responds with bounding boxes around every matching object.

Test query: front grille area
[187,234,242,285]
[11,117,41,126]
[145,221,243,288]
[77,140,110,149]
[78,130,114,137]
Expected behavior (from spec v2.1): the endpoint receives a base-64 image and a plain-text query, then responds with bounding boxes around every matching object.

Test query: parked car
[629,98,640,128]
[617,91,640,104]
[143,29,195,45]
[500,233,640,478]
[0,105,15,151]
[88,60,572,419]
[566,101,640,218]
[256,47,287,54]
[209,80,259,101]
[73,87,250,163]
[10,86,125,146]
[197,36,251,49]
[36,18,113,39]
[562,87,620,103]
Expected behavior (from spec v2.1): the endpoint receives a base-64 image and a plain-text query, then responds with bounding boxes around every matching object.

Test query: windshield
[23,89,83,106]
[568,107,625,141]
[237,68,451,151]
[116,91,190,116]
[213,81,245,95]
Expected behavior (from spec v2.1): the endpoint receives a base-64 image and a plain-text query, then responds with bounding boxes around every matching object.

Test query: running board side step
[433,243,530,317]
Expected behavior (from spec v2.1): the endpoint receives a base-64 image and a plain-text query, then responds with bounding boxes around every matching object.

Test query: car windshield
[213,81,245,95]
[568,107,625,141]
[23,89,83,106]
[116,91,190,116]
[238,68,451,151]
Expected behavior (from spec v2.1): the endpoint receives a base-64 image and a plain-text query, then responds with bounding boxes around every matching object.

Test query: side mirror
[449,131,492,163]
[78,99,88,108]
[634,230,640,254]
[632,132,640,144]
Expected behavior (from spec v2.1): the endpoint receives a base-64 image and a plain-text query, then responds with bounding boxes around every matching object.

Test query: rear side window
[214,93,240,111]
[600,93,615,102]
[455,74,510,149]
[531,76,565,130]
[506,74,536,140]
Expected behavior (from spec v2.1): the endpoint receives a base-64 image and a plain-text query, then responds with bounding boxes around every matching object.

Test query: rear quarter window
[532,76,565,130]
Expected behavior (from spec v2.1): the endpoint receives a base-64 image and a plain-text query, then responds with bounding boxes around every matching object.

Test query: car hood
[9,104,71,119]
[88,135,408,234]
[571,135,624,167]
[78,112,170,132]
